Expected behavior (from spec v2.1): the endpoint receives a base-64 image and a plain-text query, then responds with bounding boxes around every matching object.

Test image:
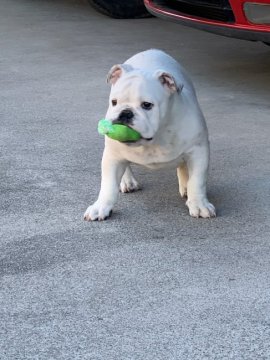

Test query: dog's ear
[106,64,133,85]
[155,70,182,93]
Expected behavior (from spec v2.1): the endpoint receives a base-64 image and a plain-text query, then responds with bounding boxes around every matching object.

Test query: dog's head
[105,63,182,143]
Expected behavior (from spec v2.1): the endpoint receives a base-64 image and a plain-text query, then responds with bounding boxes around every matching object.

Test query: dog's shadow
[117,162,267,222]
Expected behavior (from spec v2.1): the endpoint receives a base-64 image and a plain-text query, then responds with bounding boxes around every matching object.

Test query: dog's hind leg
[177,162,188,198]
[120,166,141,193]
[185,145,216,218]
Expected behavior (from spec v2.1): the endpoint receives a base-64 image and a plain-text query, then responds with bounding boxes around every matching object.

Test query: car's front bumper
[144,0,270,42]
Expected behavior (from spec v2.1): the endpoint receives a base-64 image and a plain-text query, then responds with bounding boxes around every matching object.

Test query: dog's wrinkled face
[105,64,179,142]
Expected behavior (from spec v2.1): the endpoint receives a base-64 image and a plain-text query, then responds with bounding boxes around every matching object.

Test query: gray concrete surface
[1,0,270,359]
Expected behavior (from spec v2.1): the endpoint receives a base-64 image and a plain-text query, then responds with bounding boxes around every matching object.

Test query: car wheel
[88,0,151,19]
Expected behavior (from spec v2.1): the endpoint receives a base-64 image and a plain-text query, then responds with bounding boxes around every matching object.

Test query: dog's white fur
[84,49,216,220]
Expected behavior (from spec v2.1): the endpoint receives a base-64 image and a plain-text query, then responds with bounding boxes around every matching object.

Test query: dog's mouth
[123,134,153,144]
[144,137,153,141]
[111,122,153,144]
[122,136,153,144]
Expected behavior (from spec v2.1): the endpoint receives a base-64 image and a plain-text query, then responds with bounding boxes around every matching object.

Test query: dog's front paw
[84,201,113,221]
[186,199,216,218]
[120,177,141,193]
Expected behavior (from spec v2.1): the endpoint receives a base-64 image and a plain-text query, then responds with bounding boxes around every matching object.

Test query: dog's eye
[141,102,153,110]
[112,99,117,106]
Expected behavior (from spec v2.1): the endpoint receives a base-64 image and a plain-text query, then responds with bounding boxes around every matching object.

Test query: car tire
[88,0,151,19]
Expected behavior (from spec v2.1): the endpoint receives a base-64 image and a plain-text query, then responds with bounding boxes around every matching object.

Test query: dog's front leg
[84,149,127,221]
[185,145,216,218]
[120,166,141,193]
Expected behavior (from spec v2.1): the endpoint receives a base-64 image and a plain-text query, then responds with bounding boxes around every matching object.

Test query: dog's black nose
[115,109,134,125]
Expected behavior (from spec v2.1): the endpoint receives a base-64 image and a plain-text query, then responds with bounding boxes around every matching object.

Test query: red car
[144,0,270,43]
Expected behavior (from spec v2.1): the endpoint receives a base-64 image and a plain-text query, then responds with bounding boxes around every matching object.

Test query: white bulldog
[84,49,216,221]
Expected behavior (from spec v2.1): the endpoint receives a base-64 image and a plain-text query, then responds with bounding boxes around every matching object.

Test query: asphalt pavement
[1,0,270,359]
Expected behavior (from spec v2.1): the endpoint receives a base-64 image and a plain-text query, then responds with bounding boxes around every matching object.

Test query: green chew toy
[98,119,141,142]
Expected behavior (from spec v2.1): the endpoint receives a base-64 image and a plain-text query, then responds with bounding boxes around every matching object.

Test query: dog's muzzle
[113,109,134,126]
[112,109,153,143]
